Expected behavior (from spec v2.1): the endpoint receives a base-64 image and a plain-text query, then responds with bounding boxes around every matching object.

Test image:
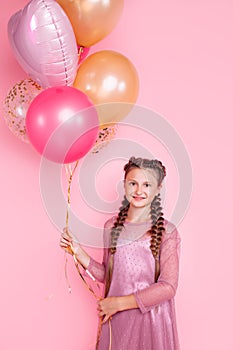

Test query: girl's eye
[130,182,136,186]
[145,183,151,187]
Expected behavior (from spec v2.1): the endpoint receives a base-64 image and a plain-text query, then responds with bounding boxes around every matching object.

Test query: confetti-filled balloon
[92,125,117,153]
[3,79,42,142]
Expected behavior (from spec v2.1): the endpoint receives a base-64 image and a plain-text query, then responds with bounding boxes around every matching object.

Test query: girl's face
[124,167,162,209]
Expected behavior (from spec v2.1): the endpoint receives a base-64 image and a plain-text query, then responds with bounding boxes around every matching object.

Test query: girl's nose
[135,185,142,194]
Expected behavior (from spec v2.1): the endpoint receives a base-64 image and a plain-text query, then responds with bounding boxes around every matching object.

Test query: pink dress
[86,218,181,350]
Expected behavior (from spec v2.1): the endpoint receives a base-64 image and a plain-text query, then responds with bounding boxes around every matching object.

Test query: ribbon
[63,161,112,349]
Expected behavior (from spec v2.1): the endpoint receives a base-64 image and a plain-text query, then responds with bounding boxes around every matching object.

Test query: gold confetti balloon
[92,124,117,154]
[3,79,42,142]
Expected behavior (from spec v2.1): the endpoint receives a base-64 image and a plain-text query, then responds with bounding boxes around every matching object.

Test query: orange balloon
[56,0,124,47]
[73,50,139,125]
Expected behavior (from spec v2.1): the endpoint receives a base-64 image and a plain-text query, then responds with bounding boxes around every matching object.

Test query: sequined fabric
[86,218,181,350]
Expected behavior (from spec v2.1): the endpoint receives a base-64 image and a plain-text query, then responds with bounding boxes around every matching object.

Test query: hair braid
[110,196,129,254]
[104,196,129,297]
[148,193,165,281]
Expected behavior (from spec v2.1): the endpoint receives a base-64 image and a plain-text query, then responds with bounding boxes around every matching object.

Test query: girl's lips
[132,196,146,201]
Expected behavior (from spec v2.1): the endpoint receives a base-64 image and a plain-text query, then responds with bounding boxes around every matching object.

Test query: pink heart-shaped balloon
[8,0,78,88]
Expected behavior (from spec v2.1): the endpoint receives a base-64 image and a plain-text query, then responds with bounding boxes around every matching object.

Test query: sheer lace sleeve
[85,218,113,283]
[134,222,181,314]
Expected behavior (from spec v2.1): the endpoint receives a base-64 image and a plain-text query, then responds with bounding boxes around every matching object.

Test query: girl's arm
[60,219,112,283]
[84,218,113,282]
[60,227,91,269]
[133,224,181,313]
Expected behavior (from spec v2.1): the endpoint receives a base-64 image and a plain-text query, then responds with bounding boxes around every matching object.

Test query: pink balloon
[8,0,78,88]
[26,86,99,163]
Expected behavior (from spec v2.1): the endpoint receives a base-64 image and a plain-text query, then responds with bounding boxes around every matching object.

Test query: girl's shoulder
[164,218,177,233]
[104,216,117,230]
[102,216,116,248]
[163,218,181,241]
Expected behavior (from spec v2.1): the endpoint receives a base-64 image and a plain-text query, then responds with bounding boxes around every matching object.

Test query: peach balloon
[56,0,124,47]
[73,50,139,125]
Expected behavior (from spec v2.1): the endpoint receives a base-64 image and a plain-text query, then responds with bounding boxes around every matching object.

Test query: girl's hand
[60,228,90,269]
[60,227,79,255]
[97,295,138,323]
[97,296,121,323]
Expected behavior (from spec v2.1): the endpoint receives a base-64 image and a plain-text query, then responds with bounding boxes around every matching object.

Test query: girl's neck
[126,206,151,223]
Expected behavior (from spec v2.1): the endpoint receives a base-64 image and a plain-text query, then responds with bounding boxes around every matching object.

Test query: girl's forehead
[125,167,158,181]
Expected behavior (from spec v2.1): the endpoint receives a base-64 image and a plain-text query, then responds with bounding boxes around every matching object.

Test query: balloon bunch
[4,2,139,347]
[3,0,139,163]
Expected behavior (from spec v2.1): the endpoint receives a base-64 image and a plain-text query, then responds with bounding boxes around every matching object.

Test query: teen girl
[60,157,181,349]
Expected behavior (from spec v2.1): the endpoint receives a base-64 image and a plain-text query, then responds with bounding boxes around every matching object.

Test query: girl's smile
[132,196,146,200]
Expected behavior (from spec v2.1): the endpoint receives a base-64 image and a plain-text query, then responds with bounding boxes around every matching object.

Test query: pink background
[0,0,232,349]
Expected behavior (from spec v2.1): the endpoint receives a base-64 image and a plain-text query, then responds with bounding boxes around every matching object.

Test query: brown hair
[104,157,166,297]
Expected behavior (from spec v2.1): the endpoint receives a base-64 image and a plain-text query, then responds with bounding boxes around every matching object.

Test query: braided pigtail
[148,193,165,282]
[104,196,130,297]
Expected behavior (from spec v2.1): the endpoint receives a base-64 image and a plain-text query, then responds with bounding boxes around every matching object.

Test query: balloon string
[65,160,79,228]
[63,161,112,349]
[72,253,100,299]
[78,46,84,64]
[108,318,112,350]
[72,252,111,350]
[95,314,112,350]
[64,161,79,293]
[64,252,72,294]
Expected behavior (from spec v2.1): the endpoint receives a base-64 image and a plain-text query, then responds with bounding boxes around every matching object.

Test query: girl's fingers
[61,233,71,241]
[102,315,109,324]
[60,237,70,245]
[62,228,72,239]
[60,239,71,249]
[61,237,71,244]
[60,233,72,243]
[99,310,108,321]
[62,228,79,246]
[60,243,68,248]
